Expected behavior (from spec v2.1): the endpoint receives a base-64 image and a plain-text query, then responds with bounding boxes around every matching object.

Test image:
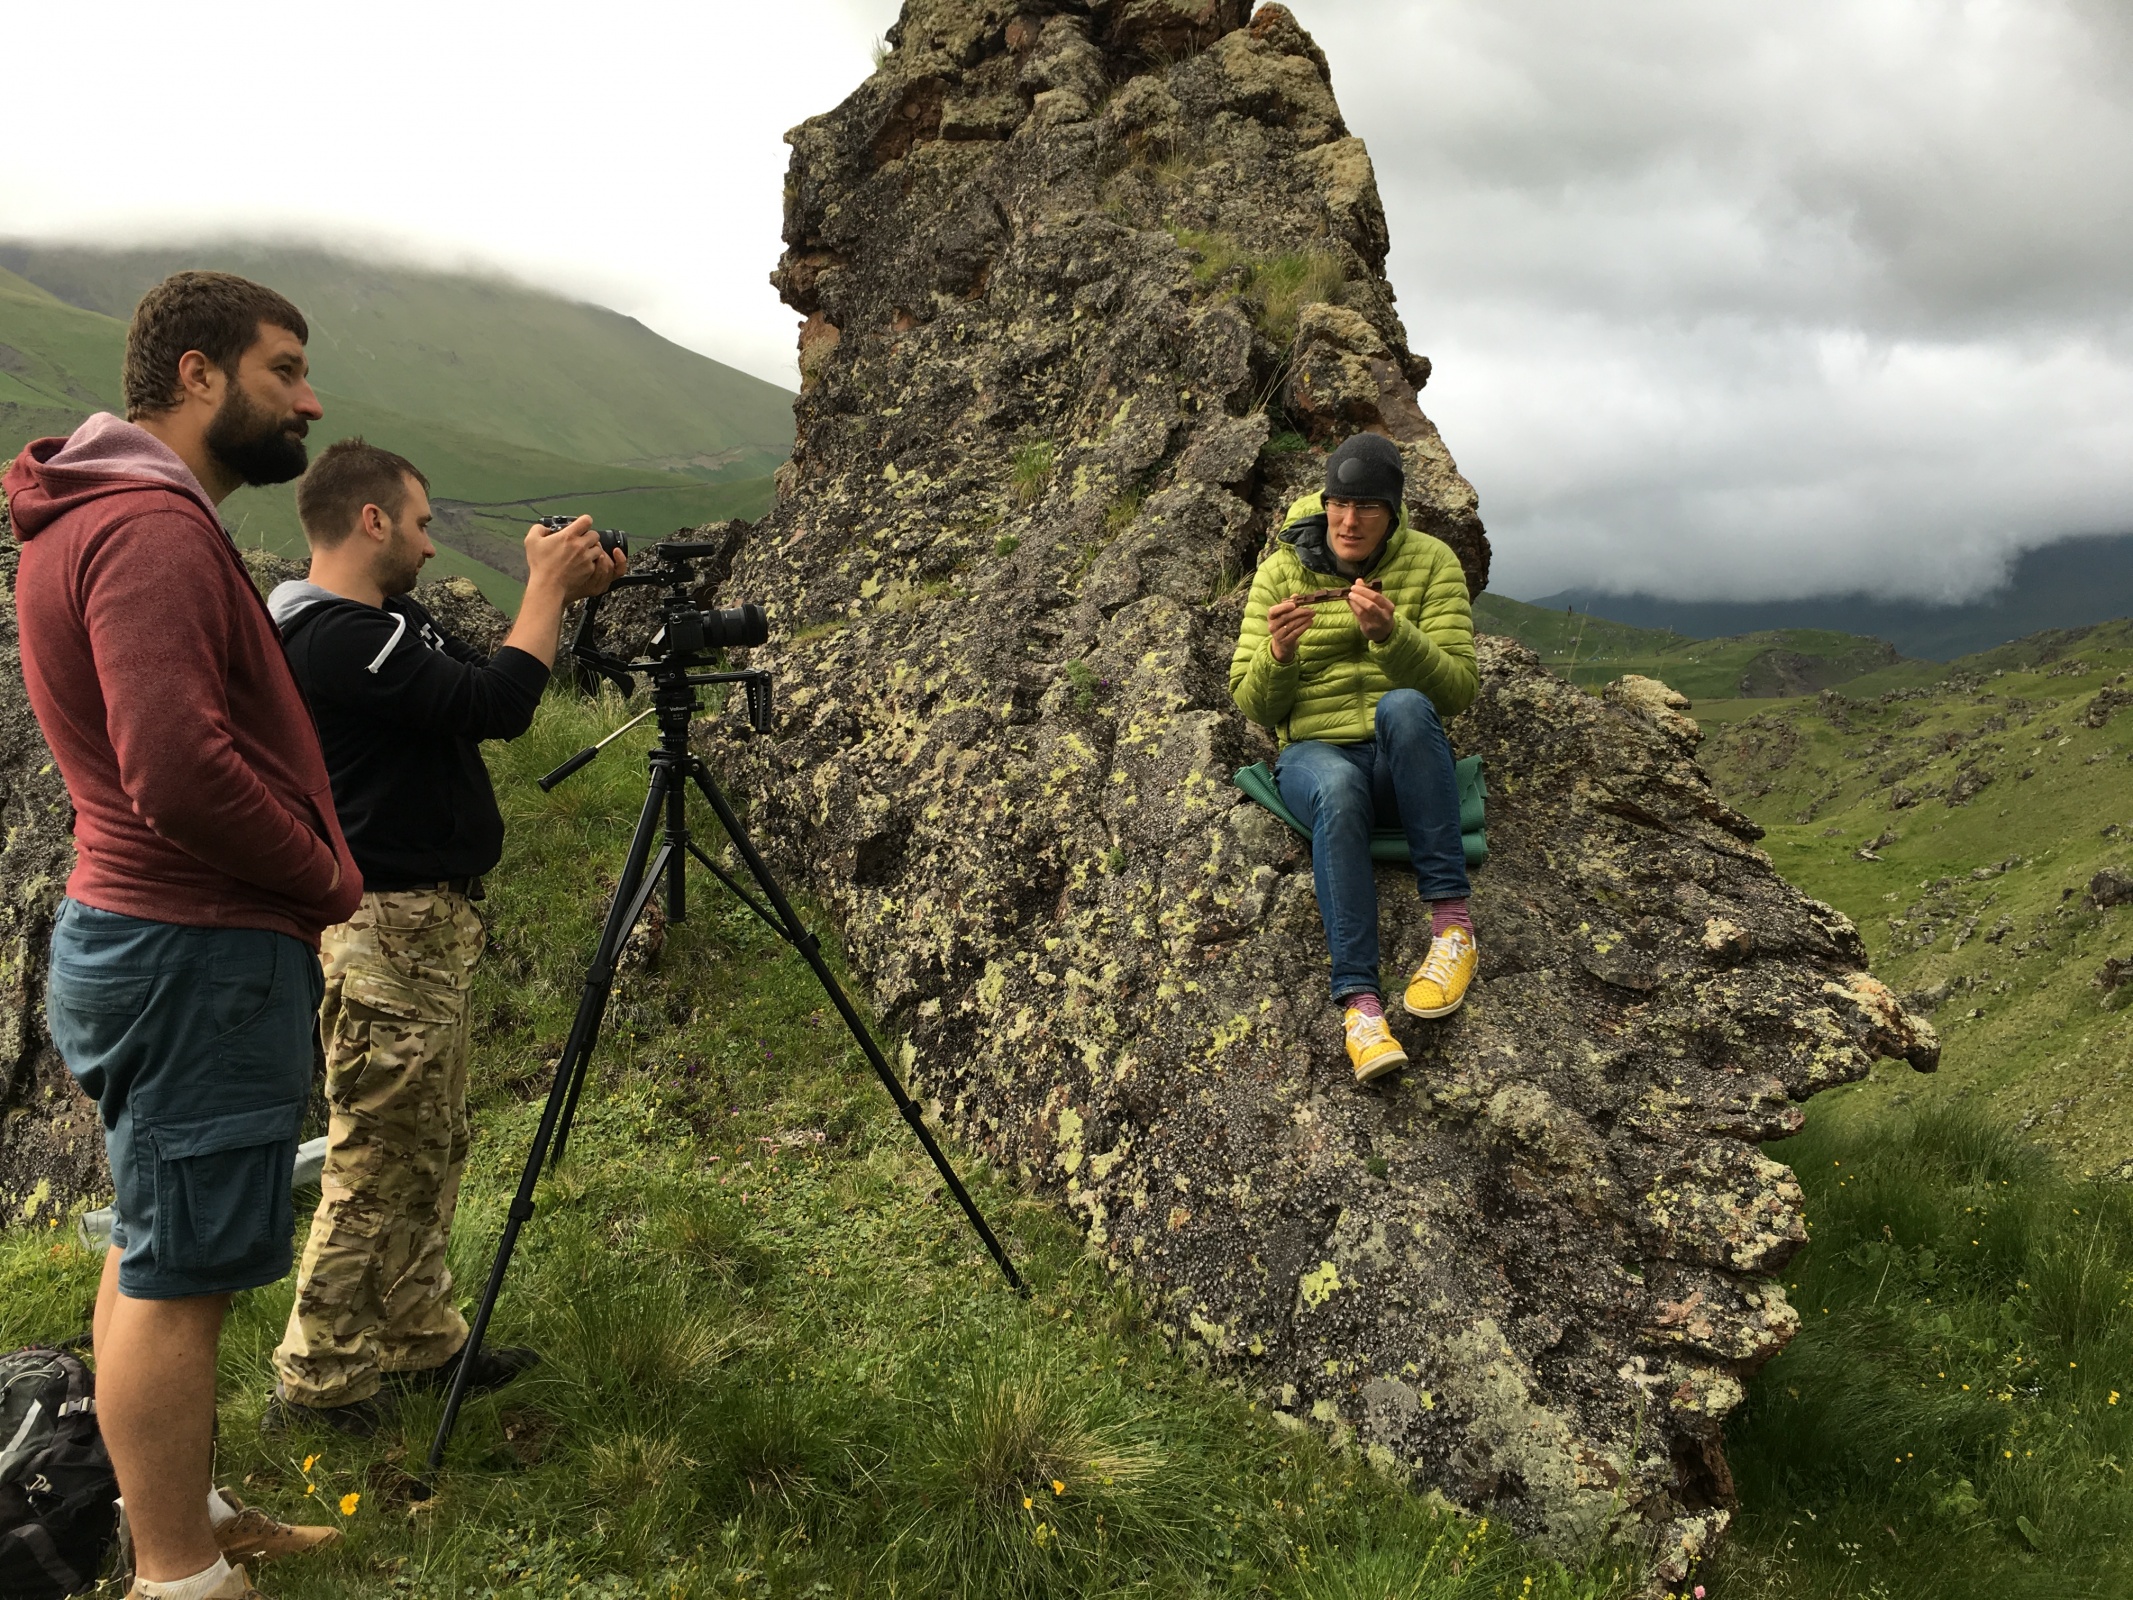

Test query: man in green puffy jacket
[1229,434,1479,1083]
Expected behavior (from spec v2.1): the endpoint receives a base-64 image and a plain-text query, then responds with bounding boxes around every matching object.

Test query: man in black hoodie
[262,438,622,1432]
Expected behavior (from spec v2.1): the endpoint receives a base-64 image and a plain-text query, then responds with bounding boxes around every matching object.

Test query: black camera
[557,531,770,731]
[640,540,768,655]
[535,512,629,558]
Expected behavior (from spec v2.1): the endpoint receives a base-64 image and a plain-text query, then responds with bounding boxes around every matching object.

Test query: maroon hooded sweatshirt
[5,413,362,946]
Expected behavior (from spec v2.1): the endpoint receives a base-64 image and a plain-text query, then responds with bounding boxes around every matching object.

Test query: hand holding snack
[1346,578,1396,642]
[1267,594,1313,663]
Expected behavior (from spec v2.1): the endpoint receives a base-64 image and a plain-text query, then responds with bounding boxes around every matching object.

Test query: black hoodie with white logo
[269,581,550,890]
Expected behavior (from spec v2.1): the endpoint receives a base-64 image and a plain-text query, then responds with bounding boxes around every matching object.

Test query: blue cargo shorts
[45,898,324,1299]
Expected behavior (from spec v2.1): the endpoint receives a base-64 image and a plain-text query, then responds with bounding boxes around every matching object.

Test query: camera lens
[599,529,628,557]
[704,605,769,649]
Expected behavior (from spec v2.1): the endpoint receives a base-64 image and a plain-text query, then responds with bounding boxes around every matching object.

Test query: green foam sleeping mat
[1231,755,1487,868]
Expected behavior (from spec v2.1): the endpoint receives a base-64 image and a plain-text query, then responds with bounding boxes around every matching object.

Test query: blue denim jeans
[1274,689,1471,1001]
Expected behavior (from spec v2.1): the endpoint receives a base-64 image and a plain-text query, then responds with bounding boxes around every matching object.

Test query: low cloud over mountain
[1310,0,2133,602]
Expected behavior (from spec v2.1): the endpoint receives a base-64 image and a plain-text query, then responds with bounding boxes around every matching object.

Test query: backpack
[0,1347,118,1599]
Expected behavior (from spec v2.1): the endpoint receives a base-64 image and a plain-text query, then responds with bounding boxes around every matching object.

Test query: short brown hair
[296,438,430,547]
[123,270,309,420]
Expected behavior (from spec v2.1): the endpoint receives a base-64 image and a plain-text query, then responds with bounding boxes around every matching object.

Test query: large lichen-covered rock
[713,1,1936,1579]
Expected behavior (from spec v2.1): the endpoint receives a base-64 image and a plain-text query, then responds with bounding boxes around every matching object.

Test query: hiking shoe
[1403,926,1478,1019]
[125,1562,266,1600]
[396,1343,541,1396]
[260,1385,393,1439]
[1345,1006,1408,1083]
[215,1492,342,1563]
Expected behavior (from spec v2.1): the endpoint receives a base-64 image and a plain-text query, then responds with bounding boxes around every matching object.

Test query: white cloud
[0,0,900,387]
[1297,0,2133,599]
[5,0,2127,601]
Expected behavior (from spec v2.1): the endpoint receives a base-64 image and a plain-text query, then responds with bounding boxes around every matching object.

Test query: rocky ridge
[708,0,1937,1579]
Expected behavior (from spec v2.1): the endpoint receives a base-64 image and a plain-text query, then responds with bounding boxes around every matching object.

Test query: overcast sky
[6,0,2129,602]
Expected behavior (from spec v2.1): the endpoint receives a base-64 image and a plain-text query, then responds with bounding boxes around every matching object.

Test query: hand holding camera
[528,514,629,601]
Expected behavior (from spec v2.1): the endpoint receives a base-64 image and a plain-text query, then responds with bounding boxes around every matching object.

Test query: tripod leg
[427,760,671,1472]
[686,760,1026,1296]
[552,841,672,1170]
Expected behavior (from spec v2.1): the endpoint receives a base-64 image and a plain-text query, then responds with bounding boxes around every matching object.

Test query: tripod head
[540,535,775,792]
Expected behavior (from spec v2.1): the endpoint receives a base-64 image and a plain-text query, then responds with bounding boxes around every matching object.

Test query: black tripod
[427,565,1024,1472]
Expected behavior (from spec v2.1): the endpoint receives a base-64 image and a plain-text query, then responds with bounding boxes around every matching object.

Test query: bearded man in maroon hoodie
[5,272,364,1600]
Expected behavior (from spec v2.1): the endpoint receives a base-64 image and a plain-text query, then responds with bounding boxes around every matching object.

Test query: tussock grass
[1168,230,1347,347]
[1104,488,1144,536]
[1715,1101,2133,1598]
[1011,441,1056,505]
[1247,252,1349,348]
[0,691,1632,1599]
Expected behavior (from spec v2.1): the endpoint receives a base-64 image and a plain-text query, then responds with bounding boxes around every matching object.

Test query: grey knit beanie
[1323,433,1404,510]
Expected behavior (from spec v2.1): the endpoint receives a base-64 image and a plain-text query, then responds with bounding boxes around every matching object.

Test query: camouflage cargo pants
[273,889,484,1407]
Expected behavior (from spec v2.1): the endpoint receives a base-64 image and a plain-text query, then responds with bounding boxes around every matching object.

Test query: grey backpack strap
[0,1399,45,1485]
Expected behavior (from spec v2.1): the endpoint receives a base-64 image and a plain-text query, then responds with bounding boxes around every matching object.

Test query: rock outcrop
[0,503,103,1222]
[711,1,1936,1579]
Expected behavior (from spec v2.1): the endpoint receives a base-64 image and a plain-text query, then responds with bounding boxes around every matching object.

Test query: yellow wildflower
[1052,1480,1065,1496]
[340,1492,360,1517]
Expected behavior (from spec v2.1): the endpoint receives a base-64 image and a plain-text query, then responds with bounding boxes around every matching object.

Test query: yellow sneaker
[1344,1006,1408,1083]
[1403,925,1477,1018]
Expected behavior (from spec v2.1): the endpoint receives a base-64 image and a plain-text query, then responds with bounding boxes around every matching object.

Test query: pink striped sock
[1341,992,1384,1019]
[1430,898,1473,940]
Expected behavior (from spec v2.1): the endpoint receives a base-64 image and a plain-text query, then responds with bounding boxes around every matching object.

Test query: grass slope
[0,693,1634,1600]
[1625,621,2133,1597]
[0,242,795,476]
[1693,622,2133,1161]
[1475,592,1905,701]
[0,261,777,611]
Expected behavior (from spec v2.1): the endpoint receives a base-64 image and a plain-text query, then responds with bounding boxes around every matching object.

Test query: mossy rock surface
[706,1,1936,1581]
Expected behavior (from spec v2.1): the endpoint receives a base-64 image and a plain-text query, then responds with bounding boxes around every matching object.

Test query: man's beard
[380,533,425,598]
[204,384,309,486]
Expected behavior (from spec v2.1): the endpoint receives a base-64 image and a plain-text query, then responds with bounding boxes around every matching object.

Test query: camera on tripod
[546,522,771,705]
[429,518,1024,1473]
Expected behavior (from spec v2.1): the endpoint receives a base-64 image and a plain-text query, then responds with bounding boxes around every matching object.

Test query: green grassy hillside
[0,245,790,609]
[1475,591,1906,700]
[1690,621,2133,1167]
[0,242,794,478]
[1641,620,2133,1598]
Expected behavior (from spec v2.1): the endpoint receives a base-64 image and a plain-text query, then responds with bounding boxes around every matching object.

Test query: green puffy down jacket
[1228,492,1476,747]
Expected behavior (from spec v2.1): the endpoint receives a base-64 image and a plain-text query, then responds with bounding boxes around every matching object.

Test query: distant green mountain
[1692,616,2133,1169]
[0,243,794,608]
[1473,590,1906,699]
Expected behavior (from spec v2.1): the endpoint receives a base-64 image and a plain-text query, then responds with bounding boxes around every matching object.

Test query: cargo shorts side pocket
[145,1102,303,1284]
